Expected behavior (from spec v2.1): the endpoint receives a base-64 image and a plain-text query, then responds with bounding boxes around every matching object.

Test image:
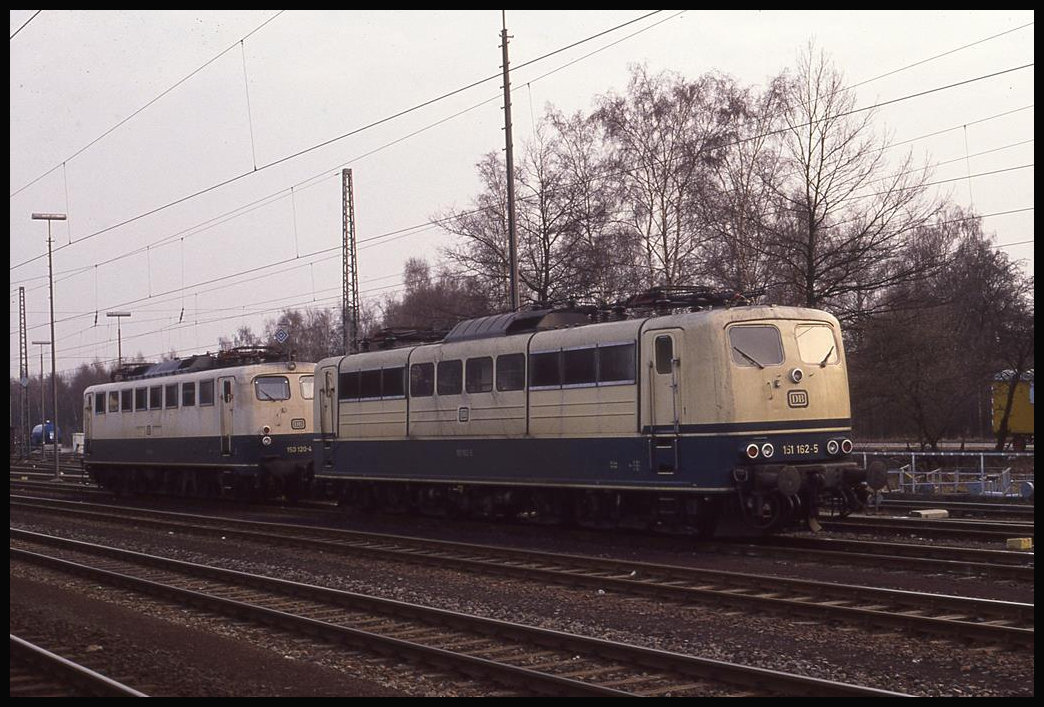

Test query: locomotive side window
[728,325,784,368]
[165,383,179,408]
[342,368,405,400]
[121,389,133,412]
[182,382,196,407]
[410,363,434,397]
[598,343,636,384]
[382,368,405,398]
[563,348,596,386]
[530,344,636,389]
[795,324,838,366]
[108,391,120,413]
[338,371,360,400]
[654,336,673,374]
[148,386,162,409]
[255,376,290,401]
[496,353,525,391]
[134,387,147,411]
[465,357,493,393]
[437,360,462,395]
[95,392,106,414]
[199,379,215,406]
[529,351,561,388]
[359,370,381,399]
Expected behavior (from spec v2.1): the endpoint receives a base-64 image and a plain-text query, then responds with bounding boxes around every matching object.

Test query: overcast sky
[9,10,1034,380]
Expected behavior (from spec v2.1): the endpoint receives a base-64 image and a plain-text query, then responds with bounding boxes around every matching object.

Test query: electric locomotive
[312,289,885,534]
[83,347,315,499]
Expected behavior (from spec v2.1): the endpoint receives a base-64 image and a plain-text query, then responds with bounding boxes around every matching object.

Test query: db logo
[787,390,809,408]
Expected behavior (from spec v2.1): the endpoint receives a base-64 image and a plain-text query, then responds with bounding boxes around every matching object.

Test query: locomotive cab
[704,309,882,529]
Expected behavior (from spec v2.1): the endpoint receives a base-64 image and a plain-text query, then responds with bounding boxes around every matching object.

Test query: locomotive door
[318,365,337,438]
[643,329,683,474]
[83,394,92,454]
[217,376,235,455]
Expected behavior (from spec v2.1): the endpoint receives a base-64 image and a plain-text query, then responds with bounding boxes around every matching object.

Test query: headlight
[840,438,853,454]
[745,443,760,459]
[827,439,839,455]
[761,442,775,458]
[261,435,272,447]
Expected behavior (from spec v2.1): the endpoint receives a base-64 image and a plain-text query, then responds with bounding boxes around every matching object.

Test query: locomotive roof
[108,346,295,382]
[443,309,593,342]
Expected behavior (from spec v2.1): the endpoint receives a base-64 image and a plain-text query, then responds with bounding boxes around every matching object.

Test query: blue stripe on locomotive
[316,422,851,491]
[87,433,314,469]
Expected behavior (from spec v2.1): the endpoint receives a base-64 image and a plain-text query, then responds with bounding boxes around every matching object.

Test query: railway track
[10,529,910,697]
[11,470,1035,529]
[735,534,1033,582]
[13,491,1035,579]
[9,634,148,697]
[818,515,1033,541]
[873,498,1034,520]
[11,496,1033,649]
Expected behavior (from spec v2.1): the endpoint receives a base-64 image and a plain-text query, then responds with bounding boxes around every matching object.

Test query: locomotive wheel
[743,492,793,531]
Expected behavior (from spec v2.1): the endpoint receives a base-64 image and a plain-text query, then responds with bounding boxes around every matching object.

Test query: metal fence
[855,450,1035,498]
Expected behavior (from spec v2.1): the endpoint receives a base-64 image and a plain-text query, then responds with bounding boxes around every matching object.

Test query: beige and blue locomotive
[83,347,315,499]
[313,298,883,533]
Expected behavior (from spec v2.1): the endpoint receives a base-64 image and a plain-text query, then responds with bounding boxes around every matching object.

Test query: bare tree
[218,324,261,351]
[439,119,619,310]
[548,107,642,304]
[438,153,514,310]
[513,122,590,305]
[263,307,344,363]
[768,43,942,321]
[701,75,789,296]
[593,64,735,288]
[848,208,1031,446]
[379,257,489,332]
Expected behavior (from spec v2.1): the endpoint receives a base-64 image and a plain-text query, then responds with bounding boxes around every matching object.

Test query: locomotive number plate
[787,390,809,408]
[781,443,819,455]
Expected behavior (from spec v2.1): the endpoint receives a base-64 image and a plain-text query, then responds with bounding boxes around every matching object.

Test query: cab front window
[796,324,838,366]
[255,376,290,401]
[728,325,784,368]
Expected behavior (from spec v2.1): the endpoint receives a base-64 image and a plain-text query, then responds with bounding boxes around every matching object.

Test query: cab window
[255,376,291,401]
[796,324,838,366]
[299,375,314,400]
[728,325,784,368]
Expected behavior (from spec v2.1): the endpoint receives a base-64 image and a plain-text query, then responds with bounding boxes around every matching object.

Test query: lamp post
[33,211,66,481]
[31,340,50,458]
[106,311,131,369]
